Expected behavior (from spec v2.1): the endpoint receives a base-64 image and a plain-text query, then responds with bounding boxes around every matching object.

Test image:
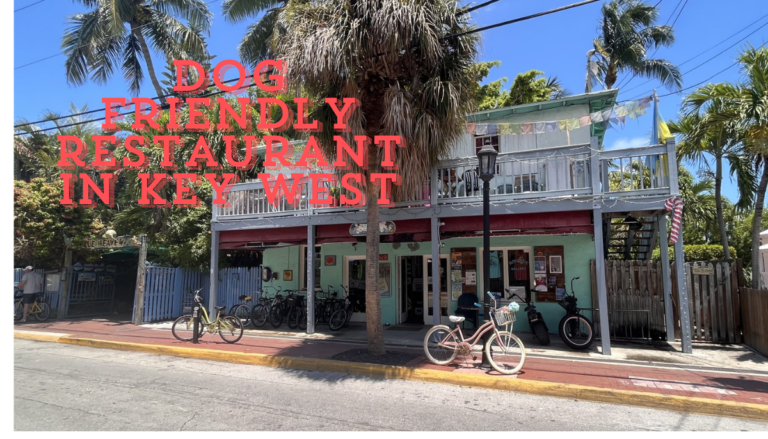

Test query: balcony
[213,141,676,223]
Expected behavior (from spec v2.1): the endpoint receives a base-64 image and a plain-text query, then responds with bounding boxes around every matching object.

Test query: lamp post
[477,143,497,368]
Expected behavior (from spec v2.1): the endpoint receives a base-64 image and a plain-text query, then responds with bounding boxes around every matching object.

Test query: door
[343,256,367,323]
[424,256,449,325]
[398,256,425,324]
[398,257,408,324]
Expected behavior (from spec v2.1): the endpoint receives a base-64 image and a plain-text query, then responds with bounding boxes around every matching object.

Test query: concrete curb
[15,330,768,422]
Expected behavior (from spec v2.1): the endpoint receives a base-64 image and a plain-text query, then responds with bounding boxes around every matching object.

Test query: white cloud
[608,137,650,150]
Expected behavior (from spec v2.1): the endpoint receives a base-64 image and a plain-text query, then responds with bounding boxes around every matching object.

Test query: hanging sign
[85,235,141,250]
[349,221,396,236]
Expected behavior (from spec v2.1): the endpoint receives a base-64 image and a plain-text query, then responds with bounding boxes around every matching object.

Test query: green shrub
[651,244,736,262]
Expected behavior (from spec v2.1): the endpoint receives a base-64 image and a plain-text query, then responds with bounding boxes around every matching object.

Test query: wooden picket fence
[740,288,768,357]
[682,261,741,344]
[590,260,667,341]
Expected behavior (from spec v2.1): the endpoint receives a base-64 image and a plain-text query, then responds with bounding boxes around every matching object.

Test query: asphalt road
[14,339,768,431]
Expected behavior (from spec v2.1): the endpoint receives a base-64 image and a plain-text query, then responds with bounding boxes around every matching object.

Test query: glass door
[344,256,366,322]
[424,256,449,325]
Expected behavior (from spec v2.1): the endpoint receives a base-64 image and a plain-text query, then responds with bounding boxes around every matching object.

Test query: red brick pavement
[15,319,768,406]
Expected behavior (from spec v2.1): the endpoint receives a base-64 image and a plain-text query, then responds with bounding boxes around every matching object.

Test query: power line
[14,0,47,13]
[16,0,599,133]
[459,0,502,15]
[668,0,689,28]
[620,17,768,96]
[14,0,221,71]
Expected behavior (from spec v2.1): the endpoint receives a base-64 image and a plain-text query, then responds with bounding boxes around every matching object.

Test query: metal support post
[132,235,148,325]
[674,231,693,353]
[658,216,676,342]
[589,136,611,355]
[307,225,316,334]
[209,230,219,313]
[481,178,492,367]
[192,300,200,344]
[430,216,441,325]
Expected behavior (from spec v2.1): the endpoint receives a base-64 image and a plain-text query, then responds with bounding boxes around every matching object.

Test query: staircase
[607,217,658,260]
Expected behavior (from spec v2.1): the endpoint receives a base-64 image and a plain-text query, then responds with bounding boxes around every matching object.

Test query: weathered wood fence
[682,261,741,344]
[740,288,768,357]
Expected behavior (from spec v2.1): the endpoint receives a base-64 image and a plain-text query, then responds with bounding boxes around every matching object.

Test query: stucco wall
[261,233,596,333]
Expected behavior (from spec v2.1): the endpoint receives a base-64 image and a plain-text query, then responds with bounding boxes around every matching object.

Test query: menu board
[532,246,564,302]
[450,247,477,300]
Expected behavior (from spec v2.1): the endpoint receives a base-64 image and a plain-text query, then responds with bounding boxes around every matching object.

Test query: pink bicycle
[423,292,526,374]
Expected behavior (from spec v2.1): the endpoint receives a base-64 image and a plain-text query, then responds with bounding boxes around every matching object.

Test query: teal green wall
[262,234,596,333]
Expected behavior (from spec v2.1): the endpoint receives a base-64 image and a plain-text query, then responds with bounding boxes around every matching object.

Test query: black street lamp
[477,143,497,368]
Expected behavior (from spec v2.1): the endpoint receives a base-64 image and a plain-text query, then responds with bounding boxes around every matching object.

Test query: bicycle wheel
[218,316,244,343]
[287,307,299,329]
[35,302,50,321]
[251,305,268,327]
[558,315,594,350]
[297,308,307,330]
[269,305,283,328]
[485,331,525,375]
[328,308,347,331]
[14,300,23,321]
[233,305,252,328]
[172,315,202,342]
[423,325,458,365]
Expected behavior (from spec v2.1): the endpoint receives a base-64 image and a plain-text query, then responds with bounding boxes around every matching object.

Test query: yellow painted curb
[15,331,768,422]
[13,330,68,343]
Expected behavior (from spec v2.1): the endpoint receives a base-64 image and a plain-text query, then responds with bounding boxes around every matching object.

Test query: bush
[651,244,736,262]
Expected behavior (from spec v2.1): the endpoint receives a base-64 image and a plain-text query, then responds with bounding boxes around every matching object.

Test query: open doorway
[398,256,424,324]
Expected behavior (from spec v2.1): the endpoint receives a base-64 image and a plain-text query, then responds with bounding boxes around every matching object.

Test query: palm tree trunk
[751,159,768,289]
[131,23,167,105]
[605,64,618,90]
[714,155,731,260]
[365,146,385,355]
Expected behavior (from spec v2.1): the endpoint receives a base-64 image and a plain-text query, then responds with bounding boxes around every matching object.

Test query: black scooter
[506,288,550,345]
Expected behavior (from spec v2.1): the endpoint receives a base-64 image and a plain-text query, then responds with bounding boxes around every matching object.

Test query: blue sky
[13,0,768,202]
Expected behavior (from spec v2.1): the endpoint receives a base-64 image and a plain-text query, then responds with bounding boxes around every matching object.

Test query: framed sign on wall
[532,246,565,302]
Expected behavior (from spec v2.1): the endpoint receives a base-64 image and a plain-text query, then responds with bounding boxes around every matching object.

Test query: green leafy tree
[592,0,681,90]
[62,0,212,103]
[14,178,104,269]
[684,45,768,288]
[669,101,756,259]
[274,0,479,354]
[221,0,288,67]
[471,62,567,110]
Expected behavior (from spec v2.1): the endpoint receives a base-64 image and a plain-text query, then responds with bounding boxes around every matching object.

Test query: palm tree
[273,0,479,354]
[222,0,286,67]
[592,0,681,90]
[62,0,212,103]
[684,45,768,288]
[668,101,756,260]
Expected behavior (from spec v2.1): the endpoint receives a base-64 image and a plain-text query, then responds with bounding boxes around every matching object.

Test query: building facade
[208,89,693,355]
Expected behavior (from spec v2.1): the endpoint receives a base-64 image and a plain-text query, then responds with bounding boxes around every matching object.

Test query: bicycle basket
[493,308,517,326]
[287,296,296,307]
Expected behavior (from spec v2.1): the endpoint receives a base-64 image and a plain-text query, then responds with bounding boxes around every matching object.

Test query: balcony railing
[213,142,675,220]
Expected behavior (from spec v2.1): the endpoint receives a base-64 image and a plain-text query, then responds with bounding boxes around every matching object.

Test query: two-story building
[208,89,693,355]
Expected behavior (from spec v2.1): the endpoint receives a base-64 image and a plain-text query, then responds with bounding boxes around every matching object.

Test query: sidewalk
[14,318,768,420]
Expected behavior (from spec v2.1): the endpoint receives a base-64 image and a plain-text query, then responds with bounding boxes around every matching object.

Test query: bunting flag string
[664,196,684,244]
[466,95,653,135]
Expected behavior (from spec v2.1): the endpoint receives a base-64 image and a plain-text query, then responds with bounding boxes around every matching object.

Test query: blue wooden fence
[141,267,260,323]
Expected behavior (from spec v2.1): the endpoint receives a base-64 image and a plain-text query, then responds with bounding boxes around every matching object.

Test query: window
[300,245,322,290]
[427,258,448,317]
[475,135,499,155]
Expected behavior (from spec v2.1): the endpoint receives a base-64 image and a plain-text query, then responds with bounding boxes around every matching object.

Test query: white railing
[215,143,675,219]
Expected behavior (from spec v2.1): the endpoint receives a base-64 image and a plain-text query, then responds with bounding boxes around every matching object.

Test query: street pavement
[14,339,768,431]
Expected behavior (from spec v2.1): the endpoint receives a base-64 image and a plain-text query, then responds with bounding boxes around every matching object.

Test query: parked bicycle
[251,286,280,328]
[269,290,293,328]
[172,288,243,343]
[423,291,525,374]
[230,294,254,328]
[14,290,50,322]
[557,276,594,350]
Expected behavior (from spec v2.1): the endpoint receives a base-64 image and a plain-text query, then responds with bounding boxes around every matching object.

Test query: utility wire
[622,20,768,98]
[18,0,595,129]
[14,0,47,13]
[459,0,501,15]
[14,0,221,71]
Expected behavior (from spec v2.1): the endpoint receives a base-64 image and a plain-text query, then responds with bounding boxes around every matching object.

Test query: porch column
[307,225,316,334]
[658,216,676,342]
[132,235,148,325]
[209,230,219,312]
[666,138,692,354]
[430,216,441,325]
[592,208,611,355]
[590,135,611,355]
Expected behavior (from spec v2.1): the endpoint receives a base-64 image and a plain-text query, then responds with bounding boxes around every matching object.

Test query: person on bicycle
[16,266,43,323]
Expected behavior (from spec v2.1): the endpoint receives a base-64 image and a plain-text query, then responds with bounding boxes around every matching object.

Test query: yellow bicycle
[171,289,243,343]
[14,292,50,322]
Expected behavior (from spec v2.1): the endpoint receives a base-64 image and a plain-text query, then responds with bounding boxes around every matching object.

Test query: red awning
[440,211,592,235]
